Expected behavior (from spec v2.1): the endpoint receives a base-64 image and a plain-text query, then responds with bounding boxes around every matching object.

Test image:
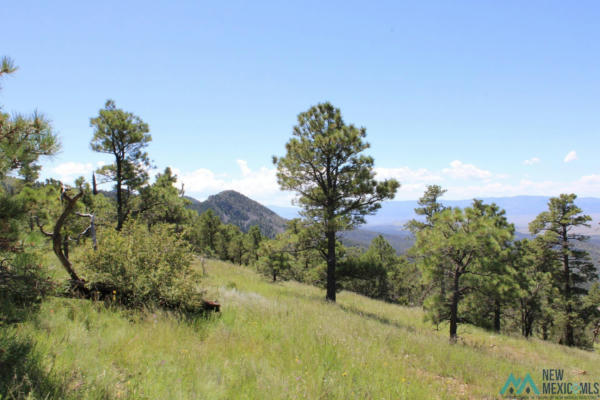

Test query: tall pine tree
[90,100,151,230]
[529,194,597,346]
[414,203,513,341]
[273,103,399,302]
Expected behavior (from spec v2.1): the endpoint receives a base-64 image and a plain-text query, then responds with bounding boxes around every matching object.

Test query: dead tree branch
[75,212,97,250]
[36,190,85,283]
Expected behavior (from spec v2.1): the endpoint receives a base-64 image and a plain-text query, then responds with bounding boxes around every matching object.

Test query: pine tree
[338,236,396,300]
[244,225,263,263]
[257,237,293,282]
[406,185,447,315]
[0,57,59,181]
[90,100,151,230]
[511,238,558,338]
[529,193,597,346]
[137,167,193,227]
[463,200,516,332]
[414,204,513,341]
[405,185,447,233]
[273,102,399,301]
[0,56,59,251]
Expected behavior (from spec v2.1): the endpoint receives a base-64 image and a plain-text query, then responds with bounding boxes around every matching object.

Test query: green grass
[2,258,600,399]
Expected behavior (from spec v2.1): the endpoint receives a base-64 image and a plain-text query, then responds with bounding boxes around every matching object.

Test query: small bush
[0,252,54,323]
[80,222,203,311]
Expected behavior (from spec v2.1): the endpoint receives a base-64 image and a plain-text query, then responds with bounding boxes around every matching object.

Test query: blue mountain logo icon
[500,373,540,395]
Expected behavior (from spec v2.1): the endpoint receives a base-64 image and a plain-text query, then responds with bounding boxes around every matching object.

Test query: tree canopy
[273,102,399,301]
[90,100,151,230]
[529,193,597,346]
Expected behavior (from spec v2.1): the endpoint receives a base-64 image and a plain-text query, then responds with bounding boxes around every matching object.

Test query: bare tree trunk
[90,214,97,250]
[37,190,84,282]
[493,299,501,332]
[520,300,534,338]
[116,160,123,231]
[525,314,534,338]
[449,268,460,342]
[76,212,97,250]
[63,233,69,261]
[92,172,98,195]
[326,229,336,302]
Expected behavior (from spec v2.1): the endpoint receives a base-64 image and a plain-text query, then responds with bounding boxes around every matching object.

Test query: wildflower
[342,371,348,377]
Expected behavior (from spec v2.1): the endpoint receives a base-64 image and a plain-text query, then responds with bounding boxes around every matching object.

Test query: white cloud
[159,159,600,206]
[173,160,294,206]
[439,175,600,200]
[375,161,512,200]
[375,166,442,182]
[236,159,252,177]
[52,162,95,182]
[442,160,492,180]
[523,157,540,165]
[564,150,578,163]
[257,171,600,202]
[580,174,600,185]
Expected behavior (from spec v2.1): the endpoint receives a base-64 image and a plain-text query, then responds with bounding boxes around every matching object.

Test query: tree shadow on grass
[0,328,68,400]
[337,303,417,334]
[267,282,329,303]
[0,262,68,399]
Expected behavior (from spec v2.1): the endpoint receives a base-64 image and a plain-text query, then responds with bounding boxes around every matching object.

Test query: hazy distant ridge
[269,195,600,234]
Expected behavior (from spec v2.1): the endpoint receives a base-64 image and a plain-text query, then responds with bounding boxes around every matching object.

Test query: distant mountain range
[268,196,600,235]
[100,188,600,259]
[183,191,412,250]
[183,192,600,256]
[185,190,287,238]
[97,188,288,238]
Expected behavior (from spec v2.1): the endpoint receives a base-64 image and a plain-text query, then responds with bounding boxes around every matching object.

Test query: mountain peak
[186,190,286,238]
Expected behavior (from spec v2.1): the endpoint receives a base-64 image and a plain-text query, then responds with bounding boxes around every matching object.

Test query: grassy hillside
[3,258,599,399]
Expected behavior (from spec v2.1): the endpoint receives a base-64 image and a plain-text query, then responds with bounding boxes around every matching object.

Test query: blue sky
[2,0,599,205]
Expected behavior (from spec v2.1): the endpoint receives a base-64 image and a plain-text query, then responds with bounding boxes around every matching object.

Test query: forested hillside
[185,190,287,238]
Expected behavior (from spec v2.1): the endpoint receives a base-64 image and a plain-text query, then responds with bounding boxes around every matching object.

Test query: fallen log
[202,300,221,313]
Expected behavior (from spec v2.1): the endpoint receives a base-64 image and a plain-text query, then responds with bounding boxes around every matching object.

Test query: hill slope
[5,259,599,399]
[186,190,287,237]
